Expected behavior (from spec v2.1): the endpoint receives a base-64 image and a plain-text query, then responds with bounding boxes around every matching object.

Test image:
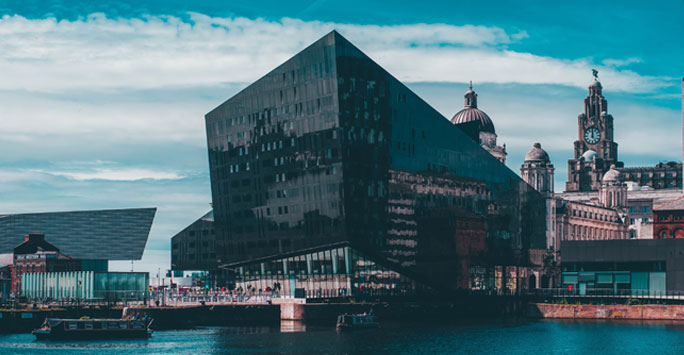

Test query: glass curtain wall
[232,246,422,298]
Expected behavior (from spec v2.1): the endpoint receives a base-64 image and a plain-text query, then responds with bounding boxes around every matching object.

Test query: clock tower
[565,71,623,192]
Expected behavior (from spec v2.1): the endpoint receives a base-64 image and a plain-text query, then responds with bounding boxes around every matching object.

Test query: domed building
[599,164,627,209]
[520,143,554,196]
[451,82,507,163]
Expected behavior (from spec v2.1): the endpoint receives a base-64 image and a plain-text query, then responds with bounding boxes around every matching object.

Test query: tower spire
[464,81,477,108]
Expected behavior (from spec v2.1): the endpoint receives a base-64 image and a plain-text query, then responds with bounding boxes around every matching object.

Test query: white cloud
[603,57,642,67]
[0,13,670,93]
[44,167,185,181]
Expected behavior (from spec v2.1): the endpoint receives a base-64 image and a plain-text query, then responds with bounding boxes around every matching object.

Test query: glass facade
[233,246,424,298]
[21,272,149,301]
[562,271,666,296]
[562,261,667,296]
[204,31,546,295]
[171,210,216,270]
[0,208,156,260]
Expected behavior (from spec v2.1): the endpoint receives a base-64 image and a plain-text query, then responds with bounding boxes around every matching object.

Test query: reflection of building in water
[451,82,507,163]
[175,30,547,298]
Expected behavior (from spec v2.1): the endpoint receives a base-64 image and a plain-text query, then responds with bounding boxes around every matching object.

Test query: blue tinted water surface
[1,319,682,354]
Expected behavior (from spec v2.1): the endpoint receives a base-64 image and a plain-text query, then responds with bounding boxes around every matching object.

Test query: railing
[526,288,684,300]
[165,291,283,306]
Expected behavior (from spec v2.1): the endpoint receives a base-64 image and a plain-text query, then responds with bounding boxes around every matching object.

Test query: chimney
[25,233,45,242]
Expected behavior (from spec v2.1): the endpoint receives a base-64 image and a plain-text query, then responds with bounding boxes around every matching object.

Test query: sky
[0,0,682,275]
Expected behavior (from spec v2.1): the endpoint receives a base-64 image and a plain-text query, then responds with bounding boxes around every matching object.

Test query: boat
[32,318,153,340]
[336,312,379,331]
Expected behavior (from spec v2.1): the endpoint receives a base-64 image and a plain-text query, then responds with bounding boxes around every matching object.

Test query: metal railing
[526,288,684,300]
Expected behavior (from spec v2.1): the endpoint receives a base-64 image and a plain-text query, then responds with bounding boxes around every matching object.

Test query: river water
[1,319,683,354]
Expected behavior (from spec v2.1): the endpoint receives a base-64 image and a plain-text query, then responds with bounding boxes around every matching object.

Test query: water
[2,319,684,354]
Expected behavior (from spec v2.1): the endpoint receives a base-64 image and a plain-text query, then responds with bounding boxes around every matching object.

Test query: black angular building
[203,31,545,297]
[171,210,216,270]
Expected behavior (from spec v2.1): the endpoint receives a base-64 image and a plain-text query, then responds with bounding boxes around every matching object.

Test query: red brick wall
[529,303,684,320]
[653,210,684,239]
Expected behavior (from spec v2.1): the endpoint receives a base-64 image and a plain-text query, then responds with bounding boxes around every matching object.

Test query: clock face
[584,127,601,144]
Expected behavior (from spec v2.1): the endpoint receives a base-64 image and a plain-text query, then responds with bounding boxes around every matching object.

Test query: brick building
[12,233,81,294]
[653,196,684,239]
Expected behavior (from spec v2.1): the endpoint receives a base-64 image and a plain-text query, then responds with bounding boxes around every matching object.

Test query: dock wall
[528,303,684,320]
[0,305,280,334]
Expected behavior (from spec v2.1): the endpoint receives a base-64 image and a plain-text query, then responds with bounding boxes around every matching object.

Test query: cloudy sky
[1,0,682,274]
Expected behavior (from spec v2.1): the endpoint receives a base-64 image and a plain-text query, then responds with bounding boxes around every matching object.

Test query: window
[641,206,650,213]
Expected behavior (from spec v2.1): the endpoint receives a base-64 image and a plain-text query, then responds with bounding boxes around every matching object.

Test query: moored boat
[32,318,152,340]
[336,312,379,331]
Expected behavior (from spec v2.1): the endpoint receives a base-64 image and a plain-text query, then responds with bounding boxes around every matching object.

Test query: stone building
[521,143,557,251]
[522,145,628,247]
[565,73,681,191]
[621,162,682,190]
[554,200,627,241]
[599,165,627,209]
[566,76,622,192]
[521,143,554,197]
[451,83,507,163]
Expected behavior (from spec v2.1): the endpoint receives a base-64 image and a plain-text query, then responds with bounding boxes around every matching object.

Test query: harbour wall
[283,297,527,325]
[0,305,280,333]
[0,297,526,333]
[528,303,684,320]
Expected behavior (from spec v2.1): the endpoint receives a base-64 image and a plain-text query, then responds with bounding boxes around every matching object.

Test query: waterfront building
[521,76,683,243]
[0,265,9,303]
[652,195,684,238]
[565,74,681,192]
[201,31,546,297]
[12,233,81,294]
[553,199,627,241]
[0,208,155,298]
[0,208,156,261]
[561,239,679,294]
[451,83,507,163]
[21,271,149,301]
[171,210,216,271]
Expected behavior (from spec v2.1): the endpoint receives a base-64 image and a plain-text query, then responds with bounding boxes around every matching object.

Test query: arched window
[659,230,669,239]
[675,229,684,239]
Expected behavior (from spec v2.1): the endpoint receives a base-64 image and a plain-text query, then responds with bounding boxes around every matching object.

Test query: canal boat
[336,312,379,331]
[32,318,152,340]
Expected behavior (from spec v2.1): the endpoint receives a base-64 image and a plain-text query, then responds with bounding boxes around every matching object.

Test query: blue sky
[0,1,682,274]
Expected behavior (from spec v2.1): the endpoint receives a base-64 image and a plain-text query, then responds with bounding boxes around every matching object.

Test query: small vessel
[336,312,379,331]
[32,318,152,340]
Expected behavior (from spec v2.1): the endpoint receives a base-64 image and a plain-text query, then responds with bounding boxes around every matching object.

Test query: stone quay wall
[0,304,280,334]
[528,303,684,320]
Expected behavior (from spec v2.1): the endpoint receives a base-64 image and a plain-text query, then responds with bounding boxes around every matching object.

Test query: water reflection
[5,319,684,354]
